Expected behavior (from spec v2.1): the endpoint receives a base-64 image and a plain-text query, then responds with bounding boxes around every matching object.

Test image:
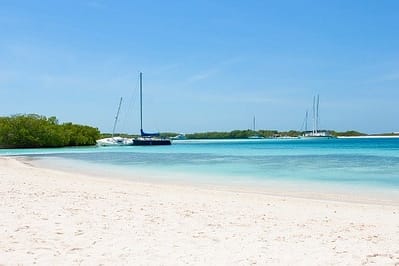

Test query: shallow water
[2,138,399,193]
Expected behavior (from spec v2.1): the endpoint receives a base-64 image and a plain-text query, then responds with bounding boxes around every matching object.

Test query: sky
[1,0,399,134]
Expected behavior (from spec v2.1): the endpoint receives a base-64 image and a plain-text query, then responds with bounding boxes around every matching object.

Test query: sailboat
[97,97,134,146]
[248,116,264,139]
[300,95,335,139]
[132,72,171,146]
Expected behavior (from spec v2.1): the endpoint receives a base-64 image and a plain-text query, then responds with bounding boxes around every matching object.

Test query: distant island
[163,130,367,139]
[112,130,397,140]
[1,114,397,149]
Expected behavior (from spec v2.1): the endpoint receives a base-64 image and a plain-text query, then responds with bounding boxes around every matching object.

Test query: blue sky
[1,0,399,134]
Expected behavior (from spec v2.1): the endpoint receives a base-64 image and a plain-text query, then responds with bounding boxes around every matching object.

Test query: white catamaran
[96,97,133,146]
[300,95,335,139]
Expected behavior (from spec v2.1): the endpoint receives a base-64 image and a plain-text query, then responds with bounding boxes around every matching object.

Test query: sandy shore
[0,157,399,265]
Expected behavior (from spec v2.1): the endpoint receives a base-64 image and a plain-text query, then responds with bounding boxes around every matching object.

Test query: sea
[1,137,399,198]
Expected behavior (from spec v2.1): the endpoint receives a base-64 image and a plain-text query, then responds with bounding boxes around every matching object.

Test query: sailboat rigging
[96,97,133,146]
[133,72,171,145]
[248,115,264,139]
[112,97,123,138]
[300,95,334,139]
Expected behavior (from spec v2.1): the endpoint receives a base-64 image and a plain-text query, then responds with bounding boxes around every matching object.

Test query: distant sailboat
[133,72,171,146]
[97,97,133,146]
[248,116,264,139]
[300,95,335,139]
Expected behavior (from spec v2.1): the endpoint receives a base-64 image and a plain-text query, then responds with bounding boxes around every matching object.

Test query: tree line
[0,113,369,148]
[0,114,100,148]
[182,129,366,139]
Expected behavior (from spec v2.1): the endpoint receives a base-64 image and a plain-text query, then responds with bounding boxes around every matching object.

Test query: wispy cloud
[150,63,182,75]
[378,71,399,82]
[183,89,283,105]
[214,94,277,104]
[85,0,106,10]
[186,56,244,83]
[187,68,221,83]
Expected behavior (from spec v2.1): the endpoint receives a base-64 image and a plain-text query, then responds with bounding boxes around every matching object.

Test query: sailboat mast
[140,72,143,132]
[312,96,316,134]
[316,94,320,133]
[112,97,123,138]
[253,116,256,131]
[305,110,308,132]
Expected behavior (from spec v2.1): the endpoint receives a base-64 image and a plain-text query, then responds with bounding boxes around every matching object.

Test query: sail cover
[140,129,160,137]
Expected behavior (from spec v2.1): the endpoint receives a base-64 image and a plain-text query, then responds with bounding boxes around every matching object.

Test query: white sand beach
[1,156,399,265]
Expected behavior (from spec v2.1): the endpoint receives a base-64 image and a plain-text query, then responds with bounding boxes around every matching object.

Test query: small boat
[132,72,171,146]
[248,116,264,139]
[300,95,335,139]
[171,134,186,140]
[97,97,133,146]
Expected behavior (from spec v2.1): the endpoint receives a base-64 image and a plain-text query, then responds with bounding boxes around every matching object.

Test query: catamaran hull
[299,135,336,139]
[96,137,133,146]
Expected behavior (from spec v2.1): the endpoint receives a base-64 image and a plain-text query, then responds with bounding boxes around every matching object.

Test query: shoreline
[1,156,399,264]
[25,155,399,206]
[337,135,399,139]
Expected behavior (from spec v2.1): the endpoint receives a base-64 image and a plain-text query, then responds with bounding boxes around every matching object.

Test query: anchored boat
[133,72,171,146]
[97,97,133,146]
[300,95,335,139]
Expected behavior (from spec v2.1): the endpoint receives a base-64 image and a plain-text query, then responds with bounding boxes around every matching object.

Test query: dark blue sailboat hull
[133,138,171,146]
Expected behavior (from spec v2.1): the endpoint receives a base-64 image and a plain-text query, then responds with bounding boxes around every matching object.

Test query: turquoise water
[1,138,399,191]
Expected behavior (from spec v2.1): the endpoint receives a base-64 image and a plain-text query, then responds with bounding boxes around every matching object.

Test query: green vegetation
[181,129,370,139]
[100,132,178,139]
[0,113,387,148]
[0,114,100,148]
[370,132,399,136]
[103,129,373,140]
[330,130,366,137]
[100,133,137,139]
[160,132,181,138]
[186,130,296,139]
